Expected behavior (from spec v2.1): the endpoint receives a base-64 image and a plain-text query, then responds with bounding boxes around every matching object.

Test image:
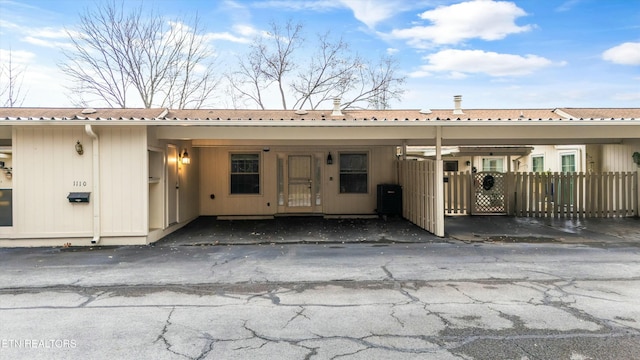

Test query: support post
[435,126,445,236]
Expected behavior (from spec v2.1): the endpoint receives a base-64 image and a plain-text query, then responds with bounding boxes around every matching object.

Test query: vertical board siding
[14,127,93,235]
[398,160,441,235]
[100,127,147,235]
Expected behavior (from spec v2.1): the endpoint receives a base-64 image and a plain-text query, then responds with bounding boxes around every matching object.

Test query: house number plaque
[73,181,87,187]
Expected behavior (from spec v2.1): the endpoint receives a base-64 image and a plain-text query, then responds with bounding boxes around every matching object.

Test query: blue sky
[0,0,638,109]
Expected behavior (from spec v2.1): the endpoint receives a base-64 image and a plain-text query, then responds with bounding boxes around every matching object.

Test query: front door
[287,155,313,212]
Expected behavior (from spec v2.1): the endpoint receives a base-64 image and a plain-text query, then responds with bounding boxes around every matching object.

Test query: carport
[156,106,639,238]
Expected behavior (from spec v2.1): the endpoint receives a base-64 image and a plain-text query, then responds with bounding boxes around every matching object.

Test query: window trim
[229,152,261,195]
[444,160,459,172]
[559,151,578,173]
[338,152,369,194]
[481,157,505,173]
[531,155,545,173]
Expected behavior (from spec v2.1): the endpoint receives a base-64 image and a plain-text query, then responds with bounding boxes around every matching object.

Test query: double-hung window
[532,155,544,173]
[230,153,260,194]
[339,153,368,193]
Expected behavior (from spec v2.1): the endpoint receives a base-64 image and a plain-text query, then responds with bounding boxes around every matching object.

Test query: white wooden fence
[444,171,638,218]
[398,160,444,236]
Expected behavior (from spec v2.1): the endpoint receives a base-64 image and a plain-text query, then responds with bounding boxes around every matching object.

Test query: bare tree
[60,1,219,109]
[227,47,271,110]
[341,56,405,110]
[159,18,221,109]
[291,34,361,110]
[232,20,303,109]
[260,20,303,109]
[230,22,405,110]
[0,49,28,107]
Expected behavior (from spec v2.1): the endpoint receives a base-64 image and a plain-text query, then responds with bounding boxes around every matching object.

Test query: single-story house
[1,98,638,246]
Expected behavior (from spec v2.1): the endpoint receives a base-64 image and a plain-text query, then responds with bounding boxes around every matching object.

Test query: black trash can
[376,184,402,216]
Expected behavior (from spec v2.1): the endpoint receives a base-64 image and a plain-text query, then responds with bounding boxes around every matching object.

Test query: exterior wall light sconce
[75,141,84,155]
[181,150,191,165]
[326,152,333,165]
[465,160,471,166]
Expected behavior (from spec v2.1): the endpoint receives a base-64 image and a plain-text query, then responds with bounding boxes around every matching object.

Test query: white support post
[435,126,445,237]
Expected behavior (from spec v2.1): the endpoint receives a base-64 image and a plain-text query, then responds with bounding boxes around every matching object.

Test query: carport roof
[0,107,638,125]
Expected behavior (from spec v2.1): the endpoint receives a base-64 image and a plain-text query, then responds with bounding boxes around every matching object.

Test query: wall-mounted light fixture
[75,141,84,155]
[326,152,333,165]
[465,160,471,166]
[180,149,191,165]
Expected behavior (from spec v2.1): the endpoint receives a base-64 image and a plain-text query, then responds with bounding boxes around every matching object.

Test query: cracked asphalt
[1,216,639,359]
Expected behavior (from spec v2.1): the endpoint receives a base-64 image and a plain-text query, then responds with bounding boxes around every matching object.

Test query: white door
[167,145,178,226]
[287,155,313,212]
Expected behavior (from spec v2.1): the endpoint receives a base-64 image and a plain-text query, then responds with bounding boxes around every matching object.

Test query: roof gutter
[85,124,101,244]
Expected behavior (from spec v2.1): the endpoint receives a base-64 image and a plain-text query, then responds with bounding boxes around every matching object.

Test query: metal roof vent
[81,108,97,114]
[419,108,432,115]
[453,95,464,115]
[331,98,343,116]
[295,109,308,115]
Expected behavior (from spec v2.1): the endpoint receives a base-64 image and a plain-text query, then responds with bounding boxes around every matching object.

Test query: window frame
[560,152,577,173]
[229,152,261,195]
[481,157,504,172]
[531,155,545,173]
[444,160,459,172]
[338,152,369,194]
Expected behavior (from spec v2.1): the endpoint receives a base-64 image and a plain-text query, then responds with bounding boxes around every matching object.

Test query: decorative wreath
[482,175,495,191]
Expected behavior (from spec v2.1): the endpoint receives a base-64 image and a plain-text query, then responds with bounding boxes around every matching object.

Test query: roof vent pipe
[453,95,464,115]
[331,98,343,116]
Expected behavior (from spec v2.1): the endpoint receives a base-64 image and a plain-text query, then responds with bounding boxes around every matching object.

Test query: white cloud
[22,36,75,51]
[233,24,259,37]
[339,0,410,28]
[390,0,532,47]
[0,48,35,65]
[412,49,555,77]
[27,27,70,39]
[611,92,640,101]
[602,42,640,66]
[253,0,342,12]
[386,47,399,55]
[555,0,582,12]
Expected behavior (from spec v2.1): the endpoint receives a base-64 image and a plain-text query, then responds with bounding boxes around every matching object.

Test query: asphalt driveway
[159,215,640,247]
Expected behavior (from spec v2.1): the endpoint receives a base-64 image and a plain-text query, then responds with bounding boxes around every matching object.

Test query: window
[561,153,576,173]
[230,153,260,194]
[340,153,368,193]
[444,160,459,172]
[482,158,504,172]
[532,156,544,173]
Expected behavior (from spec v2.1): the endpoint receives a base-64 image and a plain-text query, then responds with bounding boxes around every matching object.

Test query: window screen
[230,153,260,194]
[339,153,368,193]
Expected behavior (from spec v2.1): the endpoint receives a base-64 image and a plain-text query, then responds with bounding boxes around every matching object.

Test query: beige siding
[199,145,397,216]
[601,142,640,172]
[200,147,277,216]
[147,127,200,228]
[13,126,93,236]
[99,127,147,235]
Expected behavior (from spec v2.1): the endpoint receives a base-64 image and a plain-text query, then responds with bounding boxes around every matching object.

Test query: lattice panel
[473,172,506,214]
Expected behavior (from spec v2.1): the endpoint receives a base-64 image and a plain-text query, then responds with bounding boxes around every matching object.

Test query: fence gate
[472,172,506,214]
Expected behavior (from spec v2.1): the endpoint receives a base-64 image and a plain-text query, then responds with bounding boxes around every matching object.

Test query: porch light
[326,152,333,165]
[181,150,191,165]
[75,141,84,155]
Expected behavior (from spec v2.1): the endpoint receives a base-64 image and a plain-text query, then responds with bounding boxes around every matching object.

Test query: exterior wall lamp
[75,141,84,155]
[326,152,333,165]
[181,149,191,165]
